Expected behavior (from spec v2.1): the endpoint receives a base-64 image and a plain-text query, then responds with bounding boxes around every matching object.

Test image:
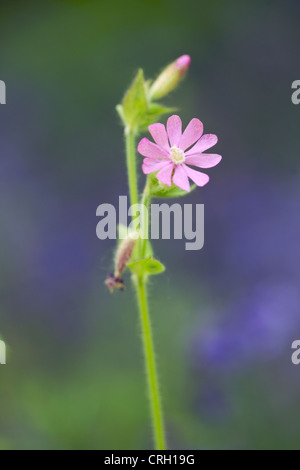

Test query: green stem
[140,178,151,259]
[135,275,166,450]
[125,127,139,208]
[125,127,166,450]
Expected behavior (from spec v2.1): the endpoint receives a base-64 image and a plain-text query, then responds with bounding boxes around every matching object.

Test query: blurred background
[0,0,300,450]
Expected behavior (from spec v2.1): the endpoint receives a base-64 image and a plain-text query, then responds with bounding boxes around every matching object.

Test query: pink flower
[137,115,222,192]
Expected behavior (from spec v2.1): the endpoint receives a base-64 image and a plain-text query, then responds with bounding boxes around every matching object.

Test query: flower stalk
[125,127,139,208]
[106,54,223,450]
[125,126,166,449]
[111,55,192,450]
[134,274,166,450]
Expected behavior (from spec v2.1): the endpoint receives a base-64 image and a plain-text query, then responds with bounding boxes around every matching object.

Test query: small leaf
[145,257,165,275]
[152,184,197,198]
[139,102,177,130]
[128,256,165,276]
[116,104,126,126]
[148,173,196,198]
[148,102,176,116]
[122,69,147,129]
[144,240,153,258]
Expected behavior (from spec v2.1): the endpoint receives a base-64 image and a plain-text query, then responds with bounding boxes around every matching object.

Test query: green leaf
[148,173,196,198]
[116,104,126,126]
[144,257,165,275]
[144,240,153,258]
[128,256,165,276]
[152,184,197,198]
[122,69,147,129]
[148,102,176,117]
[139,102,176,130]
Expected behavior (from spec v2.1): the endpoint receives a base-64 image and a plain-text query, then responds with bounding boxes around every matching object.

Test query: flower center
[169,145,185,165]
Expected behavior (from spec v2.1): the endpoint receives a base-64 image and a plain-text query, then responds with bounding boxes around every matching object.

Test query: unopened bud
[105,236,137,293]
[149,55,191,100]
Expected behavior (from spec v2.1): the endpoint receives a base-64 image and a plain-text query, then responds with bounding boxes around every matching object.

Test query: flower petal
[186,134,218,155]
[184,165,210,187]
[179,118,203,151]
[148,123,170,151]
[185,154,222,169]
[142,158,170,175]
[155,163,174,186]
[137,138,169,160]
[172,164,190,192]
[167,115,182,147]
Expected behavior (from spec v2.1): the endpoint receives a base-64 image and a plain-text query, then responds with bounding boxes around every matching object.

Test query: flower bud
[105,236,137,292]
[149,55,191,100]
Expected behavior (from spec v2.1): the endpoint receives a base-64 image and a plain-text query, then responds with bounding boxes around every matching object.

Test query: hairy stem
[125,127,166,449]
[125,127,139,208]
[134,275,166,450]
[140,178,151,259]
